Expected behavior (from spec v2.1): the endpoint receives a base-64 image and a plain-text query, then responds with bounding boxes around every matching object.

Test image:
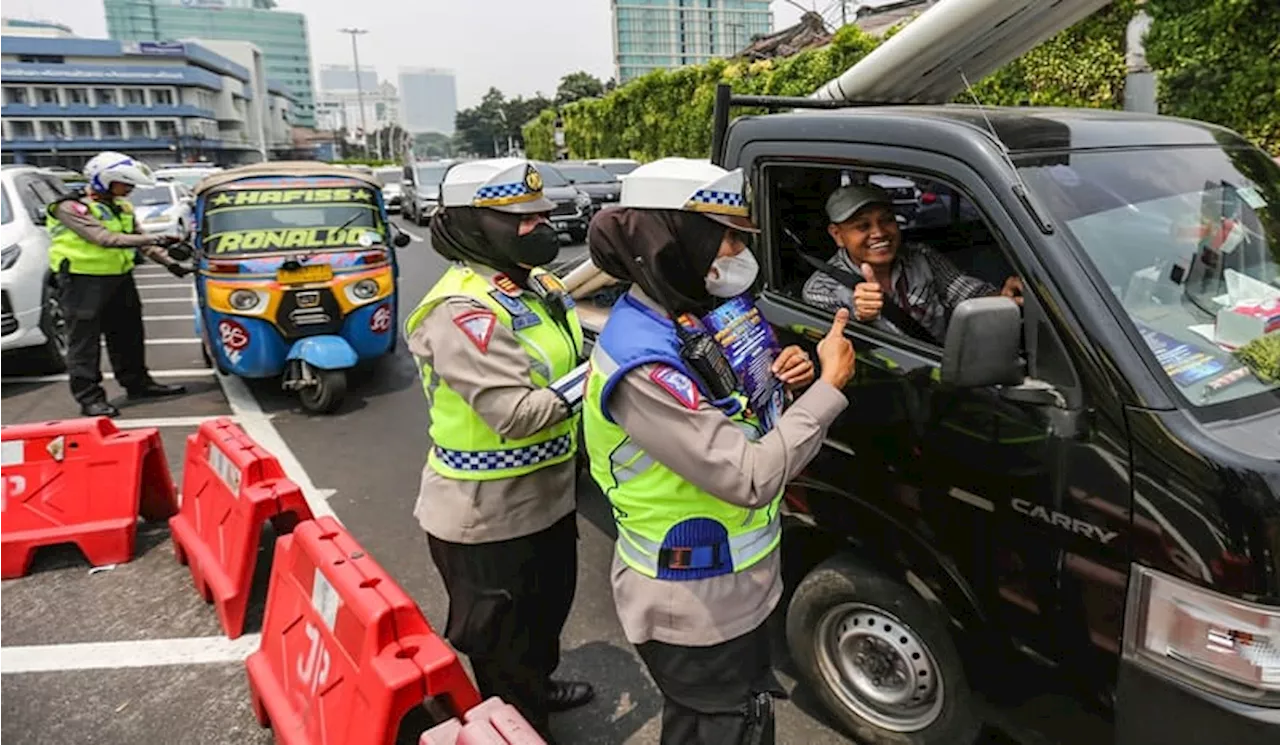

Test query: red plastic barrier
[420,698,547,745]
[246,517,482,745]
[170,417,313,639]
[1,417,177,579]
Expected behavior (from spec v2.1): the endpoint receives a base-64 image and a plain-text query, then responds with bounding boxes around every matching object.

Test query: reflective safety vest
[405,264,584,481]
[46,197,137,276]
[583,293,782,581]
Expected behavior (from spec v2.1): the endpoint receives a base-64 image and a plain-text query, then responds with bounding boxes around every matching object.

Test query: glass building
[398,68,457,136]
[103,0,316,127]
[612,0,773,83]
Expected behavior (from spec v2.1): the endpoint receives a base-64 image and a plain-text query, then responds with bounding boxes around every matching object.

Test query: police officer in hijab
[583,158,856,745]
[403,159,594,741]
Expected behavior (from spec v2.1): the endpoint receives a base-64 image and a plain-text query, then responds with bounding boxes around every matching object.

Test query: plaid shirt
[801,243,996,340]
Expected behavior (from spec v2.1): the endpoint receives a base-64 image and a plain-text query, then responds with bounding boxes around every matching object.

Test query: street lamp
[339,27,370,158]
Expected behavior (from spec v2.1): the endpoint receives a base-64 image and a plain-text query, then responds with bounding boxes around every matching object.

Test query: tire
[34,280,68,374]
[298,368,346,414]
[786,555,980,745]
[569,227,588,244]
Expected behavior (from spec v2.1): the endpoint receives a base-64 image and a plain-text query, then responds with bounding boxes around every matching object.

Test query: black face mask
[510,222,560,268]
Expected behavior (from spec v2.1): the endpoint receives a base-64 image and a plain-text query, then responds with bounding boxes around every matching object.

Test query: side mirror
[940,296,1023,388]
[392,230,411,248]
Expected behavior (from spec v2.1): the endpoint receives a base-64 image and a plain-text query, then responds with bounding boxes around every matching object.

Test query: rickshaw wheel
[298,368,346,414]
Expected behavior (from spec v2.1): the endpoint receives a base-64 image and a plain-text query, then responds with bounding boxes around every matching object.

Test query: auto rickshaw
[192,162,410,413]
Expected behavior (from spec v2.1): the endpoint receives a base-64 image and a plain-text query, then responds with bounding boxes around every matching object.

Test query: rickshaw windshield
[201,183,384,255]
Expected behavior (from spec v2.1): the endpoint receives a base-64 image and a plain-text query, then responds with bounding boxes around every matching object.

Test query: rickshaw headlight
[229,289,261,311]
[351,279,379,301]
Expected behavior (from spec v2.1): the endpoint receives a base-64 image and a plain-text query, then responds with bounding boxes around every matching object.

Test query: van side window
[767,165,1019,347]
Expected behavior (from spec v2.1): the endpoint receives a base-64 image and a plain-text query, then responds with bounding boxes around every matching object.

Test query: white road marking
[135,283,193,290]
[140,297,195,304]
[0,635,261,674]
[402,228,425,243]
[114,415,232,429]
[143,314,195,321]
[2,369,214,384]
[102,338,199,346]
[216,373,338,521]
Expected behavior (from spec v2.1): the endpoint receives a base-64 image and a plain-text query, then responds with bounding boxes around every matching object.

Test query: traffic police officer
[47,151,191,417]
[404,158,594,741]
[583,158,857,744]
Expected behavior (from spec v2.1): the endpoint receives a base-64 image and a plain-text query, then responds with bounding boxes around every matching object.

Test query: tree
[414,131,454,159]
[555,71,606,106]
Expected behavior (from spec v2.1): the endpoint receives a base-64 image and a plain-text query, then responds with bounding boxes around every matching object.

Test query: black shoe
[81,400,120,418]
[545,680,594,712]
[126,381,186,399]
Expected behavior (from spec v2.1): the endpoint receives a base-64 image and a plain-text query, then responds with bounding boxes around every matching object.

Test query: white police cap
[440,158,557,215]
[619,157,757,232]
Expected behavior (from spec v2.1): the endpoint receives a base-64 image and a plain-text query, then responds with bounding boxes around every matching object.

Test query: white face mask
[705,249,759,298]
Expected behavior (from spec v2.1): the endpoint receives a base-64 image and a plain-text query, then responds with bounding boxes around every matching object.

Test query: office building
[316,65,399,137]
[612,0,773,83]
[0,34,294,167]
[103,0,316,127]
[398,67,457,136]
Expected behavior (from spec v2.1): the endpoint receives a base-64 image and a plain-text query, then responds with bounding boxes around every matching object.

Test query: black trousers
[636,621,781,745]
[60,272,149,405]
[427,513,578,738]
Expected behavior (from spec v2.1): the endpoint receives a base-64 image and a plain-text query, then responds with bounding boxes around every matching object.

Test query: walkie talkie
[676,316,737,400]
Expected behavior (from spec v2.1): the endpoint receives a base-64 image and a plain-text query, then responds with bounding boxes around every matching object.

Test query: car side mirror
[940,296,1023,388]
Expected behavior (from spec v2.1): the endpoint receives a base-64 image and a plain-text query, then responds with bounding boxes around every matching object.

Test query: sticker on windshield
[1138,326,1226,387]
[208,188,374,207]
[209,227,376,253]
[1236,185,1267,210]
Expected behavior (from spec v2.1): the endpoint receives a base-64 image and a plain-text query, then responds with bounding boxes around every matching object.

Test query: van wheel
[298,368,345,414]
[786,555,979,745]
[35,282,68,374]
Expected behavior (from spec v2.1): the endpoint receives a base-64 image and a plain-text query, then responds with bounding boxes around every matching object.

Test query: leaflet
[699,295,786,432]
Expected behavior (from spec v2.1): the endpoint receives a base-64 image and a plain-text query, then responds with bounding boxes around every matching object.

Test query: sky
[2,0,814,108]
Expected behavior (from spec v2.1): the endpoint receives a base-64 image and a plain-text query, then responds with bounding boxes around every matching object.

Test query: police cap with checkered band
[618,157,758,233]
[440,157,558,215]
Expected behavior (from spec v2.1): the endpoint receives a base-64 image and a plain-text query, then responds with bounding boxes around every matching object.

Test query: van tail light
[1124,565,1280,704]
[920,192,938,205]
[206,261,240,274]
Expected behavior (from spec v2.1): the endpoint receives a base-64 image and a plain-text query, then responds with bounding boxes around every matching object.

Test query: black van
[573,93,1280,744]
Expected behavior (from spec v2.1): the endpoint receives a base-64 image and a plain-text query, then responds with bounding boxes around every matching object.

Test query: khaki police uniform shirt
[407,266,576,545]
[607,289,849,646]
[53,199,175,264]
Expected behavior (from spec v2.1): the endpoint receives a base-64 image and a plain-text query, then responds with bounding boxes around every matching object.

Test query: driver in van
[802,183,1024,341]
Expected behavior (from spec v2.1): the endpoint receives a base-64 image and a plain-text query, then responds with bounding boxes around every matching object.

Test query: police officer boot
[545,680,595,712]
[81,400,120,418]
[126,380,187,400]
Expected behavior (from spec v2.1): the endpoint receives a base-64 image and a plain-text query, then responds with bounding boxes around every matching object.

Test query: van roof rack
[710,83,879,166]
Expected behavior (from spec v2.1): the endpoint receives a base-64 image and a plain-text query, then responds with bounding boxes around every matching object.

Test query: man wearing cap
[403,158,593,740]
[803,183,1023,343]
[584,158,857,744]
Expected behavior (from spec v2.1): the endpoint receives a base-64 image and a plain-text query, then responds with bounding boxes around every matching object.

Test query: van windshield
[201,184,382,255]
[1019,145,1280,414]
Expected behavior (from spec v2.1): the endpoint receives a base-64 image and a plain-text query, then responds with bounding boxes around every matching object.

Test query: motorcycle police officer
[47,151,191,417]
[403,158,594,741]
[583,158,856,744]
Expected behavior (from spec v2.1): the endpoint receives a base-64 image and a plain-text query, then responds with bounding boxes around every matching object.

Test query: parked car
[402,160,454,226]
[128,181,195,237]
[1,165,69,372]
[585,158,641,177]
[532,161,592,243]
[552,162,622,210]
[373,166,404,213]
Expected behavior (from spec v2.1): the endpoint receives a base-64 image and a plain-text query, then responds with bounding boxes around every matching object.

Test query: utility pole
[339,27,370,157]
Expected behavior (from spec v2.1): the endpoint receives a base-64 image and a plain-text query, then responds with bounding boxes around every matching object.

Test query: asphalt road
[0,219,856,745]
[0,217,1104,745]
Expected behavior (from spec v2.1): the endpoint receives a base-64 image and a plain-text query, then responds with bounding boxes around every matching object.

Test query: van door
[743,144,1133,702]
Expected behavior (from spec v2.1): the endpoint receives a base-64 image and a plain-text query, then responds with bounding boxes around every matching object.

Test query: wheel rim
[814,602,944,732]
[44,293,69,358]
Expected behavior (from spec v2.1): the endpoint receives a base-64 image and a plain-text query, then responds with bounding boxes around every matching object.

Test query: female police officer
[583,158,856,744]
[403,159,593,740]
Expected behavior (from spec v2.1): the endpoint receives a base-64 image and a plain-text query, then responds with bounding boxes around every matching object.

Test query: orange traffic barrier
[1,417,177,579]
[246,517,482,745]
[170,417,313,638]
[420,698,547,745]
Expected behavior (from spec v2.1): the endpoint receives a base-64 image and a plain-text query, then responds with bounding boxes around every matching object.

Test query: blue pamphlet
[699,295,786,432]
[1138,325,1226,387]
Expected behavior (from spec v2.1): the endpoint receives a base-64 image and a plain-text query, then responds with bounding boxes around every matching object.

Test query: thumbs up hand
[852,262,884,322]
[817,308,855,389]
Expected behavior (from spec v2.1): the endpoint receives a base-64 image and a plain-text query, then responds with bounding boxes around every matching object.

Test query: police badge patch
[649,365,701,410]
[524,165,544,194]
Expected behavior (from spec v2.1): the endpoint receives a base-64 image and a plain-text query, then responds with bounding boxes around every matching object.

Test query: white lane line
[3,369,214,384]
[402,227,425,243]
[102,338,199,346]
[115,414,234,429]
[136,283,193,290]
[0,635,261,674]
[216,372,338,521]
[140,297,195,303]
[143,314,195,321]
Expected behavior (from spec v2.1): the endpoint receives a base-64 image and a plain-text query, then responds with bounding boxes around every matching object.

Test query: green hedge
[525,1,1278,160]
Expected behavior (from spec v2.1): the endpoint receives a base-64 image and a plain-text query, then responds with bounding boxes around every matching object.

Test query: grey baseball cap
[826,184,893,224]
